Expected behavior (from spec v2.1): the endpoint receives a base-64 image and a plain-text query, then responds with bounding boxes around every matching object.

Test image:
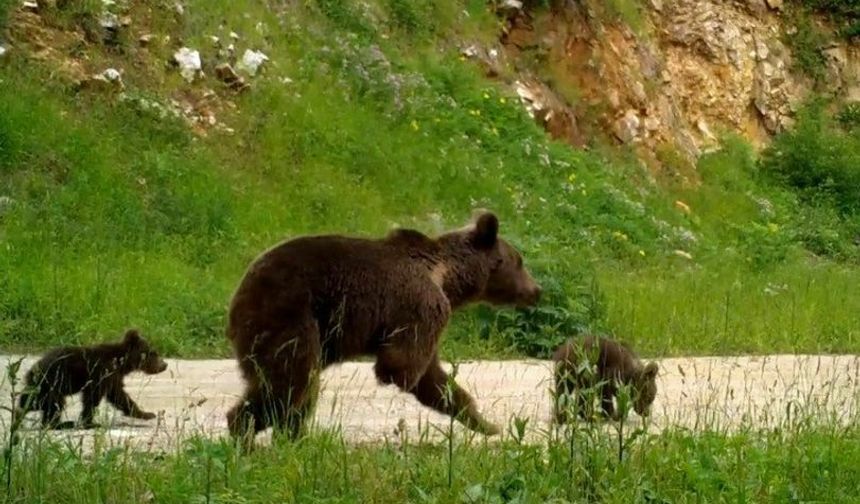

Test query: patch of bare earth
[0,354,857,451]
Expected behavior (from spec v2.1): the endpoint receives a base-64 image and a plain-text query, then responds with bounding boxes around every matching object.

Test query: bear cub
[15,329,168,429]
[552,335,658,423]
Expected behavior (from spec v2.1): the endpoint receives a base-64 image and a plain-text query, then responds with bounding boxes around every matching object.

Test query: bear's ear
[471,211,499,249]
[123,329,141,346]
[642,361,659,381]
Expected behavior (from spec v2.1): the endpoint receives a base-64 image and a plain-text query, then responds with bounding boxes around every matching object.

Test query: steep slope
[0,0,858,358]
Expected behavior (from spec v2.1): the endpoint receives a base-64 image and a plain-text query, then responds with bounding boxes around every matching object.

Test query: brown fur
[552,335,658,423]
[15,329,168,429]
[225,211,542,442]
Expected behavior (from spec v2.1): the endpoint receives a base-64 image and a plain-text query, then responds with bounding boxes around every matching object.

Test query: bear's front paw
[476,420,501,436]
[138,412,157,420]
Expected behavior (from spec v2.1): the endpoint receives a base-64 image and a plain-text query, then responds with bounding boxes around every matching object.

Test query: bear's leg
[600,385,616,421]
[79,387,104,429]
[40,395,65,429]
[410,357,500,435]
[267,335,321,441]
[12,393,33,429]
[552,375,577,425]
[107,382,156,420]
[228,316,321,443]
[278,365,321,440]
[227,382,267,441]
[374,345,433,392]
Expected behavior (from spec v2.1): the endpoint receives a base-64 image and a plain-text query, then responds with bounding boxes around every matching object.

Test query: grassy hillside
[0,0,858,359]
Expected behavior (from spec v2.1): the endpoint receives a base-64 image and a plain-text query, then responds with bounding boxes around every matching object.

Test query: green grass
[2,423,858,503]
[0,0,858,360]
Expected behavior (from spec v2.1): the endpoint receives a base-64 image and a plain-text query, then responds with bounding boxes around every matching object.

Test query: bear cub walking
[15,329,168,429]
[552,335,658,423]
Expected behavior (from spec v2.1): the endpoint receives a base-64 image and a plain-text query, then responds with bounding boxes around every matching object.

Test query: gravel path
[1,354,858,450]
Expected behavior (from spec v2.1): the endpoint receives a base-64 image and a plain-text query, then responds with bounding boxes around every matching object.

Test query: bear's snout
[515,282,542,308]
[145,358,168,374]
[525,285,542,306]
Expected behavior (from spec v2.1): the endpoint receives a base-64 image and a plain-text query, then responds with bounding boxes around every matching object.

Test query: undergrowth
[0,421,857,503]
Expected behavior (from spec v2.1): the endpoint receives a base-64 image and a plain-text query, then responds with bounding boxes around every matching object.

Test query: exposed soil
[1,354,857,451]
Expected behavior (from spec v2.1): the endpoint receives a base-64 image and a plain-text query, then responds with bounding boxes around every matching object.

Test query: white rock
[673,249,693,260]
[101,68,121,82]
[632,80,648,104]
[22,1,38,11]
[236,49,269,76]
[0,46,7,58]
[696,118,716,141]
[755,39,769,60]
[499,0,522,10]
[644,116,660,132]
[174,2,184,15]
[461,44,479,58]
[614,110,641,144]
[173,47,201,82]
[99,12,120,30]
[230,31,240,41]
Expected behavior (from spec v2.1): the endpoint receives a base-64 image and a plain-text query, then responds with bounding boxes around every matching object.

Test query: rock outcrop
[494,0,860,169]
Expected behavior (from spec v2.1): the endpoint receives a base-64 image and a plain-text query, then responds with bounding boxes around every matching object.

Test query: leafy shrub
[386,0,435,35]
[315,0,376,38]
[477,267,607,358]
[785,12,829,80]
[792,0,860,39]
[760,100,860,216]
[0,0,12,30]
[836,102,860,131]
[792,205,859,260]
[734,221,795,268]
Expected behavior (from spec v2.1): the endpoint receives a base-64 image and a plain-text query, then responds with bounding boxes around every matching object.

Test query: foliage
[1,421,858,503]
[0,0,857,359]
[785,11,830,80]
[760,100,860,216]
[477,267,607,358]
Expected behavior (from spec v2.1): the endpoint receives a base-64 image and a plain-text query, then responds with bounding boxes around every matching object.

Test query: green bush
[792,0,860,39]
[385,0,435,35]
[785,12,829,80]
[477,267,607,358]
[760,100,860,216]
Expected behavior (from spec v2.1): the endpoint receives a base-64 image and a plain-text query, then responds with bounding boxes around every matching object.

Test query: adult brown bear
[226,211,541,442]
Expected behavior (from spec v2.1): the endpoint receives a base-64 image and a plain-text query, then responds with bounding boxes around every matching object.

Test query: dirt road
[1,354,858,450]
